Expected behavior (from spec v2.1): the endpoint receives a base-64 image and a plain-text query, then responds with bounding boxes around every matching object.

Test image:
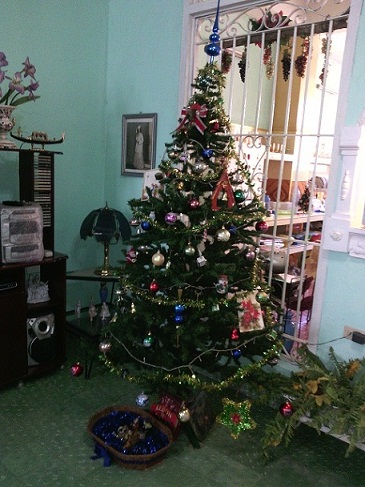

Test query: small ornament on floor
[216,397,256,439]
[70,362,84,377]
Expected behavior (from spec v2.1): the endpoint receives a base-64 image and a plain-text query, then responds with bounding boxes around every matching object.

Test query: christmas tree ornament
[138,245,150,254]
[168,150,179,159]
[216,227,231,242]
[143,333,154,347]
[155,171,163,181]
[70,362,84,377]
[216,397,256,439]
[255,220,269,232]
[176,181,184,191]
[165,212,178,225]
[202,148,213,159]
[126,247,137,264]
[216,274,228,294]
[192,161,208,173]
[256,291,269,303]
[204,1,221,60]
[279,401,294,417]
[141,221,152,231]
[231,348,242,359]
[184,243,196,256]
[149,280,160,293]
[174,314,184,324]
[151,250,165,266]
[129,218,140,227]
[244,248,256,261]
[174,304,185,314]
[189,198,200,209]
[99,339,112,353]
[211,167,235,211]
[196,250,207,267]
[234,189,247,203]
[135,392,149,407]
[178,404,191,422]
[231,328,239,340]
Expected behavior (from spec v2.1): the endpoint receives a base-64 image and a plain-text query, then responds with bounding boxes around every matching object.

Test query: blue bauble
[204,43,221,57]
[141,221,151,231]
[232,349,242,359]
[174,314,184,324]
[209,32,220,43]
[202,148,213,159]
[174,304,185,314]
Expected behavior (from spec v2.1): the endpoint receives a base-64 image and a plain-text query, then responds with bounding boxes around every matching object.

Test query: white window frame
[179,0,364,350]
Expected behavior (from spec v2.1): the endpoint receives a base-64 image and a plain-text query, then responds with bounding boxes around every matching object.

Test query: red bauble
[70,362,84,377]
[279,401,294,417]
[255,220,269,232]
[149,280,159,293]
[189,198,200,209]
[231,328,239,340]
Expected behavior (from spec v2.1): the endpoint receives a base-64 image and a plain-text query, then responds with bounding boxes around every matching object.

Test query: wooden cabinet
[0,253,67,388]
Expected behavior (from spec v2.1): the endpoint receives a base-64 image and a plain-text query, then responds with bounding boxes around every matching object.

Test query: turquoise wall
[0,0,183,310]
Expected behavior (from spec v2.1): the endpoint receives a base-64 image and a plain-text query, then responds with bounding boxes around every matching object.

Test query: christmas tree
[101,59,282,394]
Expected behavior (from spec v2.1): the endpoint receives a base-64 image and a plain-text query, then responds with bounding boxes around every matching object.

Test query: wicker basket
[87,405,174,470]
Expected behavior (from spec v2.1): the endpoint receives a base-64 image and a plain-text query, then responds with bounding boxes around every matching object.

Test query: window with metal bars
[185,0,350,356]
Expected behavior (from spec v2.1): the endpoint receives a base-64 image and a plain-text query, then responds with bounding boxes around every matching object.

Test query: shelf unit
[0,148,66,388]
[0,253,67,388]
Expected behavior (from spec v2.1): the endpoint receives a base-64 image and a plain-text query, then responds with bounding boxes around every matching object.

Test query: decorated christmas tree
[101,9,282,399]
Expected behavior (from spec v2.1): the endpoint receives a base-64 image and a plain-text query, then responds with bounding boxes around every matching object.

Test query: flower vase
[0,105,16,149]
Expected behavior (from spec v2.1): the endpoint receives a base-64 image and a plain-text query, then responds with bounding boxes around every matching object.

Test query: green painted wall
[0,0,182,310]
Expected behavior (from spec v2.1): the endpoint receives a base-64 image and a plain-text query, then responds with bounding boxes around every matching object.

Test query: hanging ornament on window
[221,48,232,74]
[238,49,247,83]
[281,48,291,81]
[295,37,309,78]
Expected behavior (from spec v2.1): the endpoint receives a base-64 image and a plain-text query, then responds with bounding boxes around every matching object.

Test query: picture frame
[121,113,158,176]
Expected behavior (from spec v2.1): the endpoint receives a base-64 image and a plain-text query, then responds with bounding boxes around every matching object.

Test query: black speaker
[27,314,56,366]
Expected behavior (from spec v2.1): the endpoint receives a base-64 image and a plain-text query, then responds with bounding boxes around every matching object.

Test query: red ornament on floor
[70,362,84,377]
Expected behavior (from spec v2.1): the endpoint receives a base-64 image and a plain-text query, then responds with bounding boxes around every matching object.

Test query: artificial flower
[0,52,40,106]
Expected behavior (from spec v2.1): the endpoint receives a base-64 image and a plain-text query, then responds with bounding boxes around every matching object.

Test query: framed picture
[121,113,157,176]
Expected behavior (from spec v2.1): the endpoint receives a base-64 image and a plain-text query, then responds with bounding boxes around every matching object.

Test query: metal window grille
[189,1,350,356]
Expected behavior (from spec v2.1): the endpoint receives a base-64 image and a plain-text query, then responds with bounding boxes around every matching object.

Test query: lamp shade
[80,203,131,276]
[80,203,131,243]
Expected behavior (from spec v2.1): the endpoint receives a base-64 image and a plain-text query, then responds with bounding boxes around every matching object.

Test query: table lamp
[80,203,131,276]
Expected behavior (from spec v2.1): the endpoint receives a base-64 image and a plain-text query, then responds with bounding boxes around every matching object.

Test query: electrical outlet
[343,325,365,340]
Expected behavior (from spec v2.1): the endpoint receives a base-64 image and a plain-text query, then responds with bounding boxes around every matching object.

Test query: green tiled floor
[1,335,364,487]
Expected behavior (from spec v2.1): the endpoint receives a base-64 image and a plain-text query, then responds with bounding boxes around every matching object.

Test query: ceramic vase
[0,104,16,149]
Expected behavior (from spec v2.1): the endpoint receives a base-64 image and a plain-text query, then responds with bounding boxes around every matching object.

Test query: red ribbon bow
[175,103,208,134]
